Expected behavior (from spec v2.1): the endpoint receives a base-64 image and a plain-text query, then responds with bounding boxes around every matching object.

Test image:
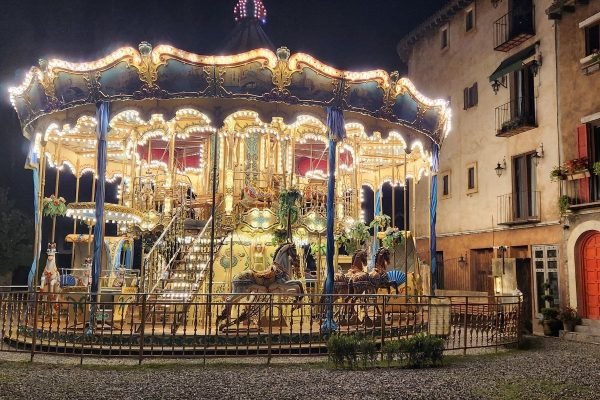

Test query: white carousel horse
[40,243,61,295]
[216,243,304,330]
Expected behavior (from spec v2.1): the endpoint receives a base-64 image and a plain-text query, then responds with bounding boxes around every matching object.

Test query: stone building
[546,1,600,328]
[398,0,563,332]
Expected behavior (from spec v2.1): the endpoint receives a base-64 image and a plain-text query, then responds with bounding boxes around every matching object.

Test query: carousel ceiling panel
[9,43,451,147]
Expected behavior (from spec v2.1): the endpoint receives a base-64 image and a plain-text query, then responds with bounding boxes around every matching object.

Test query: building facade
[548,1,600,322]
[399,0,563,332]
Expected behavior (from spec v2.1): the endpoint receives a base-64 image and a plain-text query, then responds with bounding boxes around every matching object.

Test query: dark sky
[0,0,447,212]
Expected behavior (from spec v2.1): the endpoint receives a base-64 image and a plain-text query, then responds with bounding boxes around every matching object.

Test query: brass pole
[51,143,62,243]
[404,153,408,301]
[32,145,47,290]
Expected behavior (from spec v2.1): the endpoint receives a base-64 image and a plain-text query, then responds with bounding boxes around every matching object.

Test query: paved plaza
[0,337,598,400]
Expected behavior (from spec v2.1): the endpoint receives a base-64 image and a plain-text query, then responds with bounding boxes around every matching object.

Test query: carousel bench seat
[184,218,207,231]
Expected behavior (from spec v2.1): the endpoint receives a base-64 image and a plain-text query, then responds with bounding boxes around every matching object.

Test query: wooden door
[470,249,493,292]
[582,233,600,319]
[516,258,533,333]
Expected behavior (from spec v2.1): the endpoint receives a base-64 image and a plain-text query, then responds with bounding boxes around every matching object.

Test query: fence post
[138,294,146,365]
[463,296,468,355]
[267,295,273,364]
[517,296,523,346]
[380,295,386,362]
[30,292,39,362]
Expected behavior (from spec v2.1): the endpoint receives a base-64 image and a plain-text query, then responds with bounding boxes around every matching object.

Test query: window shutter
[472,83,478,106]
[463,87,469,110]
[577,124,590,203]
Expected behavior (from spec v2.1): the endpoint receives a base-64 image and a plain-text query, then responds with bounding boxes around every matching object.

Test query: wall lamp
[458,254,468,268]
[491,77,507,94]
[495,158,507,177]
[533,143,544,166]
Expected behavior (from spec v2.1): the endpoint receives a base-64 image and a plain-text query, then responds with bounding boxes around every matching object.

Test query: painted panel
[157,60,210,94]
[99,62,142,97]
[55,72,89,104]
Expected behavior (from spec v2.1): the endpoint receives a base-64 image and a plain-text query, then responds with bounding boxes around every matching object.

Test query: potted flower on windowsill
[592,161,600,177]
[550,165,567,181]
[558,306,581,332]
[565,157,590,180]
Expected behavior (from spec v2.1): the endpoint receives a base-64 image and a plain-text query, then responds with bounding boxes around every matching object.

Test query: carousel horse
[216,243,304,330]
[316,249,368,322]
[347,249,375,296]
[40,243,61,298]
[367,247,407,294]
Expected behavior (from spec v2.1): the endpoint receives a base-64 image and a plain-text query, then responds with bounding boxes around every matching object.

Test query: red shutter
[578,124,590,203]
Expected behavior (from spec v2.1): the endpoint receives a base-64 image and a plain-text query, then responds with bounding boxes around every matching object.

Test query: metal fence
[0,291,522,362]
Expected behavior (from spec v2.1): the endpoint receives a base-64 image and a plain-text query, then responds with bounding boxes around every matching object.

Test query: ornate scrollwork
[132,42,167,92]
[37,59,60,111]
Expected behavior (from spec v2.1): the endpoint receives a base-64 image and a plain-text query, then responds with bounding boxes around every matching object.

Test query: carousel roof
[221,0,274,53]
[9,43,451,151]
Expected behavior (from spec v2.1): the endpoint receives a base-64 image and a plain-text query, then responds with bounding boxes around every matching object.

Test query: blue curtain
[322,106,346,334]
[370,189,381,270]
[91,102,109,297]
[430,144,439,292]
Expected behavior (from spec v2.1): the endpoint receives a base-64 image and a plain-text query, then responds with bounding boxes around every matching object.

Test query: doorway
[516,258,533,333]
[581,232,600,319]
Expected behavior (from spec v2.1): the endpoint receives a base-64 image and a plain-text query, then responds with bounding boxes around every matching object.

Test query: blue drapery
[430,144,440,292]
[27,147,40,291]
[91,102,109,297]
[370,189,381,270]
[321,106,346,334]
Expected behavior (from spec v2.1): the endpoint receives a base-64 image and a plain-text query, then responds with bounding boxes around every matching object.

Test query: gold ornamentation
[131,42,166,89]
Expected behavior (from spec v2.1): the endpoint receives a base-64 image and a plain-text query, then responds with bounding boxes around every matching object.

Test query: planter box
[566,170,591,181]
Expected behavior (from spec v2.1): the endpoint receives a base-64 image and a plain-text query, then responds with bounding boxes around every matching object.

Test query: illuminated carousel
[6,1,452,349]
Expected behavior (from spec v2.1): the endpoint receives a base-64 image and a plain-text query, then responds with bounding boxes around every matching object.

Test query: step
[574,324,600,335]
[561,331,600,345]
[581,318,600,329]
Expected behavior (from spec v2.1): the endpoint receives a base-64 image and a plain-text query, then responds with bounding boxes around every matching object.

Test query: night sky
[0,0,448,213]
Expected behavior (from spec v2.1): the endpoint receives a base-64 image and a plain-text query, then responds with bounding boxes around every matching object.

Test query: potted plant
[593,161,600,177]
[558,195,570,217]
[558,306,581,332]
[565,157,590,180]
[550,165,567,181]
[43,195,67,217]
[540,281,561,336]
[337,221,370,254]
[277,187,302,238]
[382,227,404,250]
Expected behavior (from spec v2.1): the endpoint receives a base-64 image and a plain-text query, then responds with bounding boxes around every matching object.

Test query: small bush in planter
[382,340,400,366]
[541,307,561,337]
[400,334,445,368]
[558,306,581,332]
[357,338,378,368]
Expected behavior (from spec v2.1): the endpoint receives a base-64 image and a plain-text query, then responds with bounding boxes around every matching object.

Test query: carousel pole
[51,143,62,243]
[430,144,440,293]
[403,153,408,301]
[207,128,220,333]
[88,101,110,334]
[71,159,81,269]
[29,142,47,291]
[321,106,346,334]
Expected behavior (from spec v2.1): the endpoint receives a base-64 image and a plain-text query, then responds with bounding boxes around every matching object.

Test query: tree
[0,188,33,276]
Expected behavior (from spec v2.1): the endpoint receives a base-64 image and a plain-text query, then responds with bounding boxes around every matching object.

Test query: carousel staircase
[140,205,227,333]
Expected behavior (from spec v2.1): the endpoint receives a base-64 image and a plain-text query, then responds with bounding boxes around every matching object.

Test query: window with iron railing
[495,64,536,136]
[493,1,535,52]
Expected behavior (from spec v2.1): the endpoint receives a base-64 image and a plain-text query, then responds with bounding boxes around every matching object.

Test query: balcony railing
[494,5,535,52]
[562,172,600,209]
[497,191,541,226]
[495,96,537,137]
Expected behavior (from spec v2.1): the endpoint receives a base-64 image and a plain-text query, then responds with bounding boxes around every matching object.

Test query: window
[466,163,478,193]
[533,245,559,316]
[583,122,600,202]
[509,64,536,125]
[512,152,538,221]
[465,8,475,32]
[463,82,478,109]
[441,25,449,49]
[585,23,600,57]
[440,171,451,198]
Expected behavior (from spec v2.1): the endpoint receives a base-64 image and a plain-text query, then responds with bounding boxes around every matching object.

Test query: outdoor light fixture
[533,143,544,166]
[491,78,507,95]
[495,158,507,177]
[458,255,467,268]
[530,60,540,76]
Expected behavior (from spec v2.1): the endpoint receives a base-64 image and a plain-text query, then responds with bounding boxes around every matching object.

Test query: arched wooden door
[581,232,600,319]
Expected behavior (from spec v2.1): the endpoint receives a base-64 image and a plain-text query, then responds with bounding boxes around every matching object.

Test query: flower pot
[542,318,561,337]
[563,320,576,332]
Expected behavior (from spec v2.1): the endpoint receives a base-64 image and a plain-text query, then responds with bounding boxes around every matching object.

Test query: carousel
[7,1,451,342]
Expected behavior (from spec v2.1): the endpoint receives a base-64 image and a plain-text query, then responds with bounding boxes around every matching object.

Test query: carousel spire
[234,0,267,24]
[220,0,274,53]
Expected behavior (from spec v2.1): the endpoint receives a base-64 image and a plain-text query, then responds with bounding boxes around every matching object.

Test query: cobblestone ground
[0,337,598,400]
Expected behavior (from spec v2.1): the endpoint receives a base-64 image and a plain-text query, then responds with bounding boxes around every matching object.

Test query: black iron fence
[0,291,522,362]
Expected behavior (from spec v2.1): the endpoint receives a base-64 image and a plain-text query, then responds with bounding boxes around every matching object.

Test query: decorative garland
[43,195,67,217]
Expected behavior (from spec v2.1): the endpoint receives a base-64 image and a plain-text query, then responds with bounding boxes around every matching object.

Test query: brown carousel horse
[216,243,304,330]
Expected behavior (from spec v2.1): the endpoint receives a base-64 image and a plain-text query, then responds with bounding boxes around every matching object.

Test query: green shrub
[401,334,445,368]
[382,340,400,366]
[327,335,358,368]
[357,338,378,368]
